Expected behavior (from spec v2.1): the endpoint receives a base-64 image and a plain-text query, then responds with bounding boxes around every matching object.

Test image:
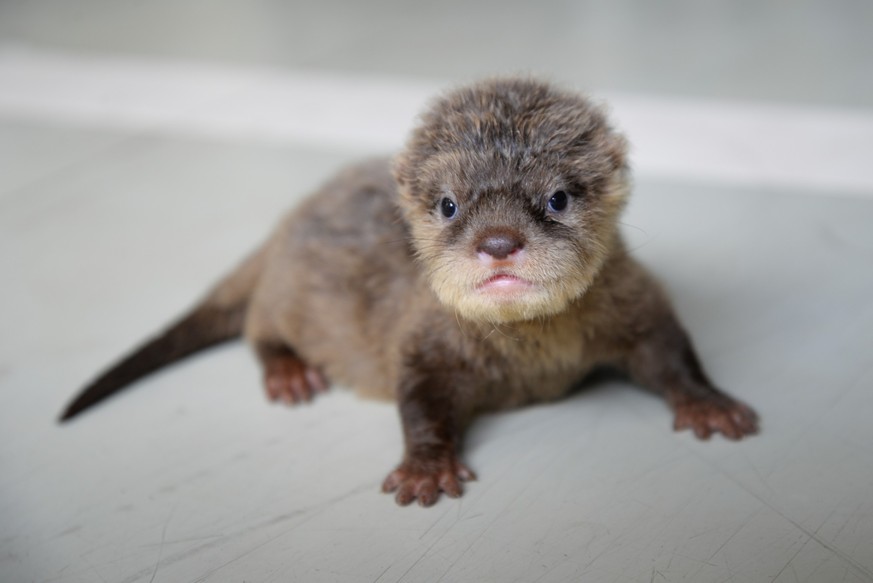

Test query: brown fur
[61,78,758,506]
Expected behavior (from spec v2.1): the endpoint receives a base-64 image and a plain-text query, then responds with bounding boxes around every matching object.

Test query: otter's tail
[59,245,268,422]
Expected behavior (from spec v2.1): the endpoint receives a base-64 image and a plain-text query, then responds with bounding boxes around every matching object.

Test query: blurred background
[2,0,872,106]
[1,2,872,583]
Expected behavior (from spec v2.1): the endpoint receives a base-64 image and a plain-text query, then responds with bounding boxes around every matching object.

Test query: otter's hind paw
[263,353,328,405]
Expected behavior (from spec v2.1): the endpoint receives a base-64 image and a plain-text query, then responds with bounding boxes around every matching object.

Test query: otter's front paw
[672,392,759,440]
[382,455,476,507]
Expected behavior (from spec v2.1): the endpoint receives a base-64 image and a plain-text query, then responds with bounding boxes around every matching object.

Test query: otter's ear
[605,130,630,172]
[391,153,419,211]
[392,153,411,189]
[582,102,630,173]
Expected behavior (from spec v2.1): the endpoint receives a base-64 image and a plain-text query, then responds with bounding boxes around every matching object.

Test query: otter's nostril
[477,235,523,260]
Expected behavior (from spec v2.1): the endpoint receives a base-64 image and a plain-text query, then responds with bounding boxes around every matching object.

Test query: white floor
[2,3,873,582]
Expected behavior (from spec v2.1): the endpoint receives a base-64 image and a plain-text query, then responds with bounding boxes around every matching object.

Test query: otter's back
[251,158,425,397]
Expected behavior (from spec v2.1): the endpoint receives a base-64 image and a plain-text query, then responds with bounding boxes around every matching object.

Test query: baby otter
[60,78,758,506]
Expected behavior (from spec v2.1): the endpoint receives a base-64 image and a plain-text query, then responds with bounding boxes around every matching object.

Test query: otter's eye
[547,190,568,213]
[440,197,457,219]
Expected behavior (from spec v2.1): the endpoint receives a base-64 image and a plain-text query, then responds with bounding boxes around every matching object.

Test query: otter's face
[394,79,629,324]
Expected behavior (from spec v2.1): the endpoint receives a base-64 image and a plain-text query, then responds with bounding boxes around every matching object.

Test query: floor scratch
[148,506,175,583]
[688,449,873,582]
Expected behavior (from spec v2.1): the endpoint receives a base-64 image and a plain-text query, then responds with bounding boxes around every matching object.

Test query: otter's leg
[253,341,328,405]
[626,317,758,440]
[382,352,476,507]
[244,290,328,405]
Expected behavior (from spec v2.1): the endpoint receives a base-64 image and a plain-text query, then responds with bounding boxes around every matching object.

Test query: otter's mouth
[476,273,535,294]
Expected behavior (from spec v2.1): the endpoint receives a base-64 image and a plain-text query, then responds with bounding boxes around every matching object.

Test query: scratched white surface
[1,124,872,583]
[2,2,873,582]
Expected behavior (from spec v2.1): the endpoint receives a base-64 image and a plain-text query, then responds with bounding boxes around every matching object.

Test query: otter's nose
[476,232,524,260]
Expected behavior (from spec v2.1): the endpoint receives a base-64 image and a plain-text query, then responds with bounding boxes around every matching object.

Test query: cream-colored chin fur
[433,280,585,324]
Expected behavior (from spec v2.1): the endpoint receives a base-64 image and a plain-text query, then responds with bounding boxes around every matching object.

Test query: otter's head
[394,78,630,324]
